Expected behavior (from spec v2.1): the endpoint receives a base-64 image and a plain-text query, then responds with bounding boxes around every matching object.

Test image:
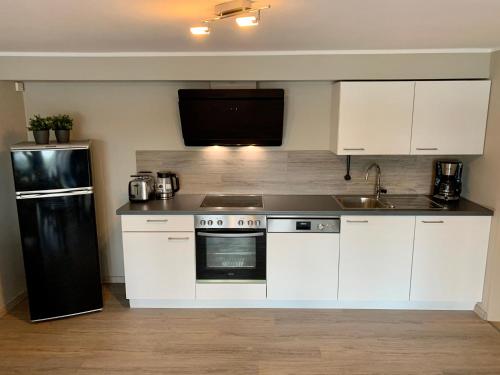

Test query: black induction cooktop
[200,195,264,208]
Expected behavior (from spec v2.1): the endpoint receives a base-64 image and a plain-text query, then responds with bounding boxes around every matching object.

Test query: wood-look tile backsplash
[136,150,438,195]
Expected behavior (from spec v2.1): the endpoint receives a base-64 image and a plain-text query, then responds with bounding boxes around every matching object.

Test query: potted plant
[50,114,73,143]
[28,115,51,145]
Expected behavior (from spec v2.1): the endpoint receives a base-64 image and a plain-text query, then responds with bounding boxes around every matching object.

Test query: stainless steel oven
[195,215,266,281]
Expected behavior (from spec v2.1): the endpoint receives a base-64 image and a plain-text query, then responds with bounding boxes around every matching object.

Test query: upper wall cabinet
[331,81,415,155]
[410,80,491,155]
[331,80,491,155]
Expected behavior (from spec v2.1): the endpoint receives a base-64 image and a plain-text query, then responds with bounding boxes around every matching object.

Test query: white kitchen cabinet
[267,233,340,300]
[122,231,195,300]
[338,216,415,301]
[410,216,491,303]
[331,81,415,155]
[121,215,194,232]
[411,80,491,155]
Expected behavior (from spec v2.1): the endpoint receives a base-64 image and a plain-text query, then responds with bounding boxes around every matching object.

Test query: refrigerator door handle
[16,189,94,200]
[16,187,93,196]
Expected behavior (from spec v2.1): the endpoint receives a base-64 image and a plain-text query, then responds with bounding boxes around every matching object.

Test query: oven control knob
[248,220,254,226]
[200,220,206,226]
[238,220,244,226]
[255,220,261,227]
[207,220,213,226]
[317,223,325,230]
[217,220,223,226]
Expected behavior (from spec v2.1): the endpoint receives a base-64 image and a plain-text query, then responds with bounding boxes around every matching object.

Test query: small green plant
[28,115,51,131]
[50,114,74,131]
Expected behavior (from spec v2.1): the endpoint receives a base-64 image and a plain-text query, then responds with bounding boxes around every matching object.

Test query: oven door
[196,229,266,280]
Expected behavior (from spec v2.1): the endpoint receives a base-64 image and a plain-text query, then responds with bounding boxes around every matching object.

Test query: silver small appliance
[156,171,180,200]
[128,172,155,202]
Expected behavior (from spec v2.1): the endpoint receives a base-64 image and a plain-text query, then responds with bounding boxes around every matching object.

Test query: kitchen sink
[335,196,395,209]
[334,195,446,210]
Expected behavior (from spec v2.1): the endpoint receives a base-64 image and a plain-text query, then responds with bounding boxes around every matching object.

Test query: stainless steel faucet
[365,163,386,199]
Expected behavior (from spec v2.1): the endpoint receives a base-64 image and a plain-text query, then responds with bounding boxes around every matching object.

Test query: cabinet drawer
[121,215,194,232]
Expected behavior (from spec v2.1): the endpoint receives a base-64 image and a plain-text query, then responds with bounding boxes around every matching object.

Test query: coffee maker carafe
[433,160,463,201]
[156,171,180,200]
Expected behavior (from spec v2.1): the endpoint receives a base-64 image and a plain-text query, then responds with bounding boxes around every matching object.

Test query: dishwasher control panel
[267,217,340,233]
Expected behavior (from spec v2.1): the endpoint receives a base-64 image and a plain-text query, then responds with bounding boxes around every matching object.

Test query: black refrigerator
[10,141,103,322]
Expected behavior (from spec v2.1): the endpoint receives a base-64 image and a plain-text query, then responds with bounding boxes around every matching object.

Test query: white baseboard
[196,283,267,300]
[474,302,488,320]
[0,290,27,317]
[129,299,478,310]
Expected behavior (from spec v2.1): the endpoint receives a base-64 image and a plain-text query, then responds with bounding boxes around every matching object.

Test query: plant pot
[32,130,50,145]
[55,129,70,143]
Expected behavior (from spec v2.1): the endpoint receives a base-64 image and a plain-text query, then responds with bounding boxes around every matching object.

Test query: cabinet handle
[416,147,438,151]
[168,237,190,241]
[146,219,168,223]
[343,148,365,151]
[346,220,369,223]
[421,220,444,224]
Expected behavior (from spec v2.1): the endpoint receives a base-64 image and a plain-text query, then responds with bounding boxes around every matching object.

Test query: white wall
[260,82,333,150]
[23,81,333,280]
[463,51,500,321]
[0,81,27,314]
[0,52,491,81]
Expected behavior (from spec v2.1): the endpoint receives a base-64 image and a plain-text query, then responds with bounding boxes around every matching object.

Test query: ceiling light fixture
[190,26,210,35]
[190,0,270,36]
[236,12,260,27]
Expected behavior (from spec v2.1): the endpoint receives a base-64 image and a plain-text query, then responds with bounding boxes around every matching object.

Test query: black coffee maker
[433,160,463,201]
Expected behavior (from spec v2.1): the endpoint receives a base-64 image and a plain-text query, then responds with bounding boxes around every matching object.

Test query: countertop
[116,194,493,216]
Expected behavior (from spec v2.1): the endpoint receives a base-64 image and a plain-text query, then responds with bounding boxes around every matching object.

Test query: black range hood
[178,89,284,146]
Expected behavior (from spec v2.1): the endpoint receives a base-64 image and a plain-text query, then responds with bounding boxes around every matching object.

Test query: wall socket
[15,82,25,92]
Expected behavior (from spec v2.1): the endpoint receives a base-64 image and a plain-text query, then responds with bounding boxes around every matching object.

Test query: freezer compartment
[11,148,92,192]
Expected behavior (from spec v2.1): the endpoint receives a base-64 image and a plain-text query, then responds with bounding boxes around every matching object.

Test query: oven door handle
[197,232,264,238]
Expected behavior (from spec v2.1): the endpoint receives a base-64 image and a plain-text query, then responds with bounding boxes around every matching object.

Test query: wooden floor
[1,285,500,375]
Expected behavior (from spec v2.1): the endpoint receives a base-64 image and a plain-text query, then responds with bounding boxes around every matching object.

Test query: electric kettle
[156,171,180,200]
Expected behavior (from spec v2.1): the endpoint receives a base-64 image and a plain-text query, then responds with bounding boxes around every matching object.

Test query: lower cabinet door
[339,216,415,301]
[267,233,340,300]
[123,232,195,300]
[410,216,491,303]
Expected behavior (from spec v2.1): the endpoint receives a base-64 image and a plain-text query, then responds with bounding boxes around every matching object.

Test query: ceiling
[1,0,500,53]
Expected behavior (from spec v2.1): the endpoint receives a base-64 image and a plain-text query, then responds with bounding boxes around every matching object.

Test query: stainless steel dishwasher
[266,217,341,300]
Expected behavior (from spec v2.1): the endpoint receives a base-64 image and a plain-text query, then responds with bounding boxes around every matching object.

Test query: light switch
[15,82,25,92]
